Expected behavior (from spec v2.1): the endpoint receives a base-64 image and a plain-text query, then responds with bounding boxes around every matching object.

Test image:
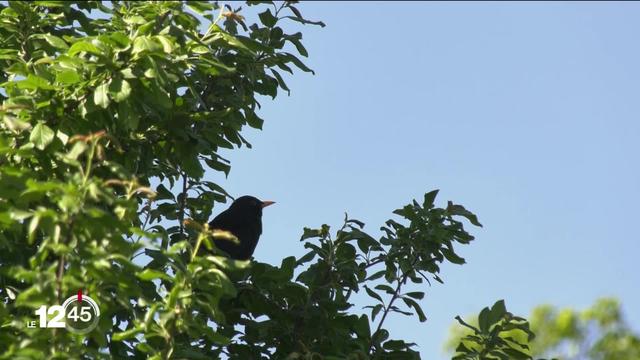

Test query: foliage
[530,298,640,360]
[0,1,489,359]
[213,190,481,358]
[447,298,640,360]
[451,300,544,360]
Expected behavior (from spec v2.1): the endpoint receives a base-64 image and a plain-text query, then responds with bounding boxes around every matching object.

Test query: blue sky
[210,2,640,358]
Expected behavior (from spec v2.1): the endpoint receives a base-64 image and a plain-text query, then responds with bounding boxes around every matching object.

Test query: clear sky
[210,2,640,358]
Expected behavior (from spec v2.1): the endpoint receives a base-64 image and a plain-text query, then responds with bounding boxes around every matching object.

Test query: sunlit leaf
[29,122,55,150]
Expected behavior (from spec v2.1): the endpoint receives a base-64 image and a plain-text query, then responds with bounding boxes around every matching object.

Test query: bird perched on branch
[209,195,275,260]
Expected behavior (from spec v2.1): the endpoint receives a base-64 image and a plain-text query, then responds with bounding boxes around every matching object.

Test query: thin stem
[274,1,286,18]
[83,139,97,185]
[134,198,153,244]
[368,258,418,354]
[364,257,385,270]
[178,172,188,239]
[368,274,405,353]
[191,233,205,261]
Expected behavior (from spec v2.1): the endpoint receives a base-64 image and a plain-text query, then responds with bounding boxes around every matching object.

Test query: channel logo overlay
[28,290,100,334]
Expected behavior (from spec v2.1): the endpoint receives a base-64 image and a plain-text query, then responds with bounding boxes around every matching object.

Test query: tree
[445,298,640,360]
[0,1,540,359]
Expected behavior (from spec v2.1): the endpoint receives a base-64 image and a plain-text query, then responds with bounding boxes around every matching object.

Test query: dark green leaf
[258,9,277,27]
[364,285,384,303]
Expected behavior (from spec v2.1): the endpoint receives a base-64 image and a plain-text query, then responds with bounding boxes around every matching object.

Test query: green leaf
[117,100,138,131]
[204,157,231,176]
[258,9,278,27]
[33,1,68,7]
[68,41,101,56]
[370,304,383,321]
[447,201,483,227]
[137,269,171,281]
[479,306,491,333]
[217,29,253,54]
[155,184,174,201]
[109,78,131,102]
[383,340,410,351]
[94,83,110,108]
[112,326,143,341]
[442,247,466,265]
[366,269,386,281]
[29,123,55,150]
[110,32,131,48]
[280,52,315,74]
[375,284,395,295]
[403,297,427,322]
[364,285,384,303]
[17,75,54,90]
[186,1,215,14]
[372,328,390,345]
[27,213,41,243]
[132,36,161,55]
[56,69,81,84]
[0,49,18,61]
[404,291,425,300]
[455,315,480,333]
[300,227,322,241]
[280,256,297,279]
[43,34,68,49]
[423,189,439,208]
[353,314,371,338]
[65,142,87,161]
[9,210,33,221]
[296,251,315,265]
[351,228,379,252]
[155,35,174,53]
[488,299,507,328]
[502,348,532,359]
[287,34,308,57]
[335,242,356,260]
[286,5,326,27]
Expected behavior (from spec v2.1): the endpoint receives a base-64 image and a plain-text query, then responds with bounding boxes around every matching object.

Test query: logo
[28,290,100,334]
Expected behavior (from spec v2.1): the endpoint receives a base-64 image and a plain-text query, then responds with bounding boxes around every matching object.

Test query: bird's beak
[261,201,275,208]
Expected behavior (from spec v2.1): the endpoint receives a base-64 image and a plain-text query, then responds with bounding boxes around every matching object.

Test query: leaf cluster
[0,2,528,360]
[207,190,481,358]
[0,1,320,358]
[452,300,555,360]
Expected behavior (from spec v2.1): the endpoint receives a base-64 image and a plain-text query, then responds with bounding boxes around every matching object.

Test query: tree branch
[368,258,418,354]
[178,172,188,240]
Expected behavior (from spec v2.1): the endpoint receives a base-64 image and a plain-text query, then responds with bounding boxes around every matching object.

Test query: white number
[35,305,47,328]
[79,306,92,322]
[35,305,65,328]
[48,305,65,328]
[67,306,92,322]
[68,306,79,321]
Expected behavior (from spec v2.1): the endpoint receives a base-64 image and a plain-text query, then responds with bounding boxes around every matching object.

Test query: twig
[368,258,418,354]
[364,257,386,270]
[134,198,153,244]
[178,172,188,239]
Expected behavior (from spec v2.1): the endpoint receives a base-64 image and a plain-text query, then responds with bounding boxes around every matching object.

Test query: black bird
[209,195,275,260]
